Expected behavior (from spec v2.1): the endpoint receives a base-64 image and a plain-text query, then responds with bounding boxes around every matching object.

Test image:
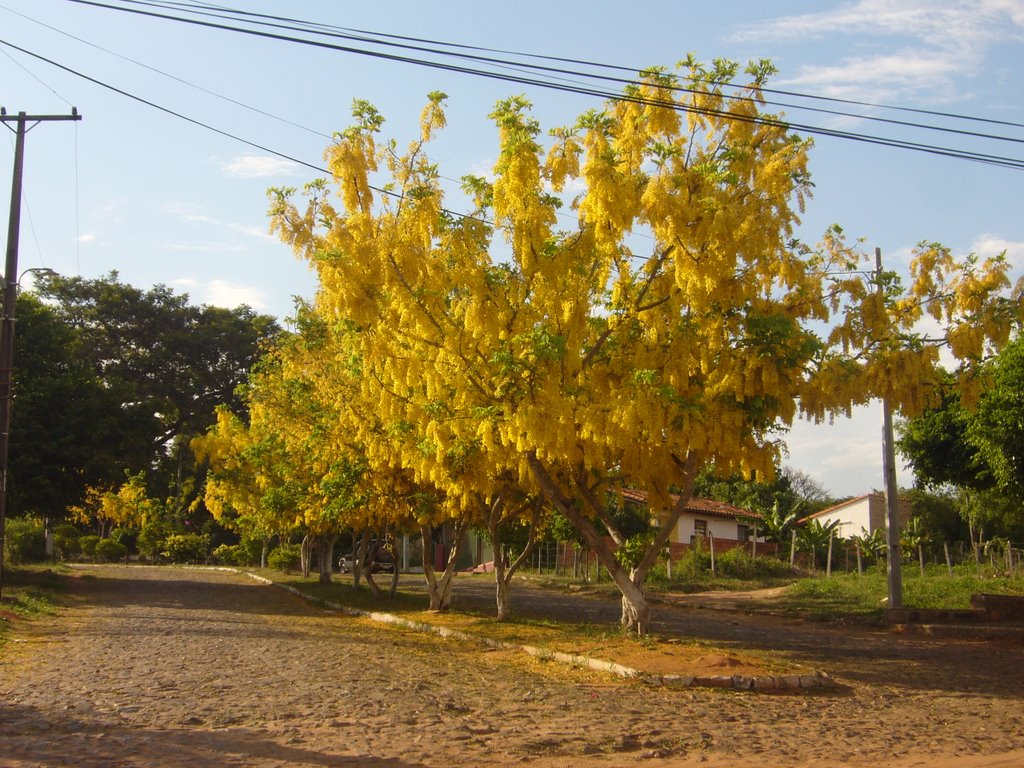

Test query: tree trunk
[300,534,312,579]
[421,522,464,611]
[353,530,370,591]
[918,544,925,577]
[525,452,696,635]
[486,497,539,622]
[316,533,336,585]
[790,529,798,569]
[944,541,953,576]
[856,542,863,575]
[260,536,271,569]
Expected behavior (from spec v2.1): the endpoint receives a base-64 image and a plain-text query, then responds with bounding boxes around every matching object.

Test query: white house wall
[815,500,872,538]
[675,512,759,544]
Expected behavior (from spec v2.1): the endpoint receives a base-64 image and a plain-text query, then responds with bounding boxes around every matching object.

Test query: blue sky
[1,0,1022,497]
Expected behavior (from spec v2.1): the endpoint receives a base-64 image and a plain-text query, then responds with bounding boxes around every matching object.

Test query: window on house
[693,519,707,537]
[737,524,751,542]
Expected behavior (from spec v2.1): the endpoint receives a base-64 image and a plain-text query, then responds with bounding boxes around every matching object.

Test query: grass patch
[779,564,1024,621]
[0,566,67,649]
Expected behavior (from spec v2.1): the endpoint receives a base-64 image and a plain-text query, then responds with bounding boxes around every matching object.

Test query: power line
[80,0,1024,134]
[58,0,1024,170]
[0,39,498,229]
[68,0,1024,144]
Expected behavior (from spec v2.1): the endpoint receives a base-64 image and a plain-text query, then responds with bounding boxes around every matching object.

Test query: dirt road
[1,566,1022,767]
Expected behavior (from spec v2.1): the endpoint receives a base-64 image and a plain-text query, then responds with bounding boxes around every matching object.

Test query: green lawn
[777,564,1024,621]
[0,566,66,648]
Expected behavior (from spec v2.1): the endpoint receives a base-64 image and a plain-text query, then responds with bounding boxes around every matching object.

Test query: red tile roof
[620,488,761,521]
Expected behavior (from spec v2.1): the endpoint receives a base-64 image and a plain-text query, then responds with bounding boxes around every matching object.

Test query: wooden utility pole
[875,246,904,610]
[0,108,81,600]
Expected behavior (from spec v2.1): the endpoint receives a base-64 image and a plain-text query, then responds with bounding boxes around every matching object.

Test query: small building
[620,488,766,556]
[800,493,911,538]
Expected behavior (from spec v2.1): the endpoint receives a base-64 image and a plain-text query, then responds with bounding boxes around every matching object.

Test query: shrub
[268,543,301,572]
[137,521,173,562]
[3,517,46,564]
[714,548,793,580]
[211,543,243,565]
[236,536,266,566]
[161,533,210,564]
[211,537,263,567]
[52,523,82,559]
[94,538,128,563]
[109,527,138,554]
[79,535,101,559]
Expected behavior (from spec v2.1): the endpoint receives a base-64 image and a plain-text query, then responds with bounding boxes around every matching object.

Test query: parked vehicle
[338,543,395,574]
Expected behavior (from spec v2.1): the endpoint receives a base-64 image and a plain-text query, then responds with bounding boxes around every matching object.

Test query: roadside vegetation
[0,566,65,650]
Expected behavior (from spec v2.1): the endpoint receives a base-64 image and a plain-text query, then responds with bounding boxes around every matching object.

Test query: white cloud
[735,0,1023,46]
[164,202,272,241]
[204,279,269,310]
[172,278,268,310]
[733,1,1024,101]
[78,233,96,243]
[223,154,299,178]
[969,234,1024,273]
[779,51,961,101]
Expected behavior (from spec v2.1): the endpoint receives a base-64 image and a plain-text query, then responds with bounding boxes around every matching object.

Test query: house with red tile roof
[619,488,767,554]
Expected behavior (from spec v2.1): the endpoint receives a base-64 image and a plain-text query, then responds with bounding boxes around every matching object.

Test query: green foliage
[714,547,792,580]
[26,271,280,519]
[79,535,101,558]
[896,373,988,491]
[52,523,82,559]
[783,565,1024,620]
[8,294,112,517]
[663,544,793,584]
[161,533,210,564]
[211,537,262,566]
[268,543,301,571]
[3,517,46,564]
[137,520,175,562]
[971,337,1024,497]
[93,538,128,563]
[898,337,1024,510]
[109,527,138,554]
[904,487,968,544]
[614,532,664,570]
[605,495,655,541]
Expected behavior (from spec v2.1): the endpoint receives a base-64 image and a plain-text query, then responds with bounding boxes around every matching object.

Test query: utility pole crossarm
[0,108,82,123]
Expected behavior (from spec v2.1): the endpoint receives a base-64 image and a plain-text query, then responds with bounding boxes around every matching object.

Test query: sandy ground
[1,566,1022,767]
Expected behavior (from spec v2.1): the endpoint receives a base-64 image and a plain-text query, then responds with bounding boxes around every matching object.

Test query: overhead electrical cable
[173,0,1024,132]
[0,2,333,140]
[0,38,501,229]
[53,0,1024,169]
[68,0,1024,143]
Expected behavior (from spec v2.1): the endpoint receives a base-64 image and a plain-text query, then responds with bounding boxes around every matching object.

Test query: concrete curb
[239,570,835,693]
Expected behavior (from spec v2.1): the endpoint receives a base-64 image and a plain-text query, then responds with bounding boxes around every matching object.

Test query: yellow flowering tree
[69,472,157,538]
[268,60,1020,633]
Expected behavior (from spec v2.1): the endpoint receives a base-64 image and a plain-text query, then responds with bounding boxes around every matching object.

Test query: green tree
[8,293,113,517]
[970,336,1024,497]
[898,336,1024,539]
[34,271,280,511]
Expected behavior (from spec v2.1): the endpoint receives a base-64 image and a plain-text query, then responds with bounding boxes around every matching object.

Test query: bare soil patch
[1,566,1022,767]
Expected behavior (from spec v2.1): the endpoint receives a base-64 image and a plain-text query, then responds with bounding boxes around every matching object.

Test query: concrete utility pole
[0,108,81,600]
[875,246,904,610]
